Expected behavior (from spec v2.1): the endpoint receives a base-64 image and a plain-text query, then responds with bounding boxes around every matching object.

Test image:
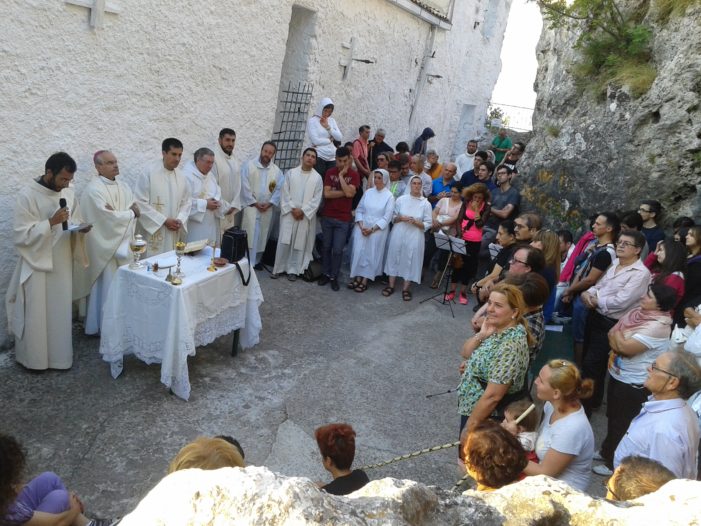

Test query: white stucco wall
[0,0,510,344]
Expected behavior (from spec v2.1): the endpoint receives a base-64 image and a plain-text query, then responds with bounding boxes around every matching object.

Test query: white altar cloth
[99,246,263,400]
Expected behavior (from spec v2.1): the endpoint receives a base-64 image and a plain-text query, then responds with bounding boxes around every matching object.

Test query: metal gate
[272,81,314,171]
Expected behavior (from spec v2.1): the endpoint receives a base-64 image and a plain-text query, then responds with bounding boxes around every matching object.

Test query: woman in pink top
[445,183,491,305]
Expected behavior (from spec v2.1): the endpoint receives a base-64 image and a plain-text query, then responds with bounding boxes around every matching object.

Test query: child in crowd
[501,398,539,464]
[0,433,118,526]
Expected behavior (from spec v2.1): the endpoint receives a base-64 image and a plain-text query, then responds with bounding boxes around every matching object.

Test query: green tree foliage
[535,0,656,98]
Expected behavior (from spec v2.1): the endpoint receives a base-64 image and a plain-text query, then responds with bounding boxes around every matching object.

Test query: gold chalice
[174,241,186,278]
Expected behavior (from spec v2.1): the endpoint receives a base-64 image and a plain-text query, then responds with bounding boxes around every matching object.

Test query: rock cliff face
[519,3,701,227]
[119,466,701,525]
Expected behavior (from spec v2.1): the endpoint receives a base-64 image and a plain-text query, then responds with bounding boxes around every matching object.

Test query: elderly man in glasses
[613,350,701,479]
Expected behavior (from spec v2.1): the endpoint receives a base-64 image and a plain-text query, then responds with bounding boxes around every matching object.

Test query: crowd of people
[5,95,701,521]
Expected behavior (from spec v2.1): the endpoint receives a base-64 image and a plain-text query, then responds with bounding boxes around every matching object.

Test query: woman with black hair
[0,434,115,525]
[675,226,701,326]
[644,239,687,309]
[445,183,491,305]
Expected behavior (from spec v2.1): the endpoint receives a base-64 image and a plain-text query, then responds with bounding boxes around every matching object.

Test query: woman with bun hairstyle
[524,359,595,491]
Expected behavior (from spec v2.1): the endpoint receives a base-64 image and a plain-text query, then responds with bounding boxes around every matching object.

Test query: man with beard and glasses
[6,152,91,370]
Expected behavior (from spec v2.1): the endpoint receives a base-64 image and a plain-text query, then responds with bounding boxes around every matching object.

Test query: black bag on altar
[221,226,251,286]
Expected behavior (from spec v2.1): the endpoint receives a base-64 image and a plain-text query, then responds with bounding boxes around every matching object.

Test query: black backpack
[220,226,251,286]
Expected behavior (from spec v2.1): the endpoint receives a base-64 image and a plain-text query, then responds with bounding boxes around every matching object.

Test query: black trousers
[452,241,481,285]
[314,158,335,178]
[581,310,618,414]
[600,375,649,468]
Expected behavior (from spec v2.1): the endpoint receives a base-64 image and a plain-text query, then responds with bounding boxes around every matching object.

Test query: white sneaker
[592,464,613,476]
[592,450,604,462]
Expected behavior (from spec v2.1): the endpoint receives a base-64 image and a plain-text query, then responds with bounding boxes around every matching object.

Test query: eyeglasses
[616,241,636,248]
[509,258,529,266]
[650,363,678,378]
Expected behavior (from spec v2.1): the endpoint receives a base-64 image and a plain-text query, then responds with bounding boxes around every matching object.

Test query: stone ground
[0,267,607,519]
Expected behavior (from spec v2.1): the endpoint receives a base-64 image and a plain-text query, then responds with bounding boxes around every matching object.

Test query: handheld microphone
[59,198,68,231]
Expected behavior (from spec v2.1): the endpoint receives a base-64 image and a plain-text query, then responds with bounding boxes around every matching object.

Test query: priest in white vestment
[212,128,242,232]
[6,153,89,370]
[241,141,283,266]
[349,169,395,289]
[272,148,323,279]
[73,151,139,335]
[383,175,433,300]
[134,138,191,256]
[182,148,224,244]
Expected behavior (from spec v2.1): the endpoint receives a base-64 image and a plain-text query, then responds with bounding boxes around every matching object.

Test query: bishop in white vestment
[182,148,224,244]
[241,142,283,265]
[6,153,89,370]
[73,151,138,335]
[134,139,191,256]
[273,149,323,277]
[212,128,241,232]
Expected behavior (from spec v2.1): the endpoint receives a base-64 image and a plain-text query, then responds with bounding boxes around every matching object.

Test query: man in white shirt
[134,138,192,256]
[614,350,701,479]
[581,230,651,414]
[455,139,478,178]
[182,148,223,244]
[74,150,139,335]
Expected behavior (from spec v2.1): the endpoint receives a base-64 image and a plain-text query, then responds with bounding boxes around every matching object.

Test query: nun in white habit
[383,175,433,301]
[348,169,395,292]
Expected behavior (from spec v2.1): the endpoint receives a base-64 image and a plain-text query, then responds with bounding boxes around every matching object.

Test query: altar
[99,246,263,400]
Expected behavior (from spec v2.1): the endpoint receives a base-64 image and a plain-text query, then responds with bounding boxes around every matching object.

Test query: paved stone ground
[0,268,607,519]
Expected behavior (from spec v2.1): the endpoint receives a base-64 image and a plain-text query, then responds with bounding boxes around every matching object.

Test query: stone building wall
[0,0,511,344]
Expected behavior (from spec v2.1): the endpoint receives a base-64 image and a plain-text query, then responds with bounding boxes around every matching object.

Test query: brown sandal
[382,286,394,297]
[354,282,368,293]
[402,289,412,301]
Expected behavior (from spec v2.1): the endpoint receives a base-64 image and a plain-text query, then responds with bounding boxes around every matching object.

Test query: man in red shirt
[318,147,359,290]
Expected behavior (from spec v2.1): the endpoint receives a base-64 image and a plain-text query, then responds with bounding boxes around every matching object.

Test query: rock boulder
[119,466,701,525]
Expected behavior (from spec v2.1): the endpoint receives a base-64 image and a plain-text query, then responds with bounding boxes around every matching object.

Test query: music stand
[420,231,466,318]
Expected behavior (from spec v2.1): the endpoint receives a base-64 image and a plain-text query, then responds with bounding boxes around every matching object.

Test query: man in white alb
[455,139,478,179]
[74,150,139,335]
[272,148,323,280]
[134,137,192,256]
[211,128,241,232]
[241,141,283,268]
[182,147,223,243]
[6,152,90,370]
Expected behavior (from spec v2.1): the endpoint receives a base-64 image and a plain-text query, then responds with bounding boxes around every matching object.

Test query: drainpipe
[408,24,437,131]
